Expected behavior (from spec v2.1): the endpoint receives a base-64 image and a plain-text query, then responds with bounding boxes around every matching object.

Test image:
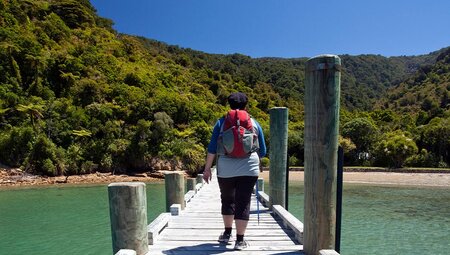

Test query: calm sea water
[287,181,450,255]
[0,182,165,255]
[0,181,449,255]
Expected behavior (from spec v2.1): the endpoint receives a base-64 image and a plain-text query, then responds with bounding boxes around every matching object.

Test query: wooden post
[304,55,341,254]
[269,107,289,208]
[186,178,196,192]
[196,174,204,186]
[165,172,185,212]
[108,182,148,255]
[257,178,264,192]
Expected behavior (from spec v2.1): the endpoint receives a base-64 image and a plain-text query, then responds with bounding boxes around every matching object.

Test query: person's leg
[234,176,258,246]
[218,177,237,241]
[235,219,249,235]
[223,215,234,228]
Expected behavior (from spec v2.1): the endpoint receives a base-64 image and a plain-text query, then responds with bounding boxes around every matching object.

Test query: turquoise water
[286,182,450,255]
[0,182,165,255]
[0,181,449,255]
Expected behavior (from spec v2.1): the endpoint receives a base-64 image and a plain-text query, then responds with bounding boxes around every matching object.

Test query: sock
[236,234,244,242]
[224,227,232,235]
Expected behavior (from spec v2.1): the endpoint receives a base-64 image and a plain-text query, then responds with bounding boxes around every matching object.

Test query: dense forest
[0,0,449,177]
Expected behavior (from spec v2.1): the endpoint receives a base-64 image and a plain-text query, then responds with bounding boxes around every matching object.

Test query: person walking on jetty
[203,92,266,250]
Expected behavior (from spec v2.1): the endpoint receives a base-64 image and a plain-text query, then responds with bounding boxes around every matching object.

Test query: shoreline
[259,171,450,188]
[1,167,450,188]
[0,168,165,188]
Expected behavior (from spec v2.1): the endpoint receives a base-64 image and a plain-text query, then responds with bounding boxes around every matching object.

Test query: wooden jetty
[110,54,342,255]
[109,170,339,255]
[146,172,304,254]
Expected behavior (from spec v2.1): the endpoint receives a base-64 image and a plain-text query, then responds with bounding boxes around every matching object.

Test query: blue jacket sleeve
[207,118,223,154]
[254,120,267,157]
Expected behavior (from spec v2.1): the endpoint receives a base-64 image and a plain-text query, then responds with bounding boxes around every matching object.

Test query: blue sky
[90,0,450,58]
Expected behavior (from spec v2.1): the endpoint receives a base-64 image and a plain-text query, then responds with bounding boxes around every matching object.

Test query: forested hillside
[0,0,449,176]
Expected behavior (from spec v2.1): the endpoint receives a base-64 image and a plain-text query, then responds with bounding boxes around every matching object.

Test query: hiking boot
[218,232,232,244]
[234,240,249,250]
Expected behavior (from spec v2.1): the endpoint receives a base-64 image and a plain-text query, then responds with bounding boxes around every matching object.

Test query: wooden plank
[164,225,288,229]
[319,249,340,255]
[158,235,295,241]
[149,244,303,250]
[152,240,298,246]
[168,217,279,222]
[167,223,282,228]
[147,171,305,254]
[272,205,304,244]
[147,212,171,245]
[148,243,303,255]
[160,228,296,236]
[184,190,195,203]
[169,221,279,226]
[169,220,279,225]
[195,183,203,192]
[147,247,304,255]
[258,191,270,206]
[172,211,271,216]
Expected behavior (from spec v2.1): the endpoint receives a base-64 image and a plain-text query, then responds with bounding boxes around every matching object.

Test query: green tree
[288,130,304,166]
[341,117,378,165]
[151,111,174,148]
[339,135,356,165]
[127,119,152,170]
[0,126,34,167]
[16,101,44,132]
[24,134,66,176]
[419,117,450,166]
[374,130,418,168]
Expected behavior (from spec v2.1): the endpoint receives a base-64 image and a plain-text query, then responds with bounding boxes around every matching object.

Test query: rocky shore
[0,167,165,187]
[1,165,449,188]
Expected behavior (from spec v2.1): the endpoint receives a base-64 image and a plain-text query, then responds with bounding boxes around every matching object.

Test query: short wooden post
[108,182,148,255]
[269,107,289,208]
[186,178,196,192]
[257,178,264,192]
[165,172,185,212]
[304,55,341,254]
[170,204,182,216]
[196,174,204,186]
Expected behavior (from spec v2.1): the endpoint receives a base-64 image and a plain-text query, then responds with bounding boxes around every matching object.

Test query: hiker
[203,92,266,250]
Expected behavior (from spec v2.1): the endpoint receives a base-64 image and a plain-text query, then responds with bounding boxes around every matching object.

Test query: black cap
[228,92,248,110]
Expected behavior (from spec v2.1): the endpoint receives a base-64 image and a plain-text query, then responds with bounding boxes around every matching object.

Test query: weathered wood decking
[146,174,304,254]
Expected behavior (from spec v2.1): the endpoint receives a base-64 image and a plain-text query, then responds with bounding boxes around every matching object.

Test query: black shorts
[217,176,258,221]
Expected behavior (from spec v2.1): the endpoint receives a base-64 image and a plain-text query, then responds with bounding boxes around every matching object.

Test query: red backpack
[217,109,259,157]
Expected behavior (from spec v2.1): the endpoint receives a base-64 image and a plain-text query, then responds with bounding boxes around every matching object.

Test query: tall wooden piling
[269,107,289,208]
[108,182,148,255]
[165,172,185,211]
[304,55,341,254]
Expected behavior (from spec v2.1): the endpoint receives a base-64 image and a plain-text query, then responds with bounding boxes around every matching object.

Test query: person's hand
[203,168,212,184]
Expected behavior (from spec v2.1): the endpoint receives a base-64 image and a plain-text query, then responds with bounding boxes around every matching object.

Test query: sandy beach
[1,166,449,187]
[260,171,450,187]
